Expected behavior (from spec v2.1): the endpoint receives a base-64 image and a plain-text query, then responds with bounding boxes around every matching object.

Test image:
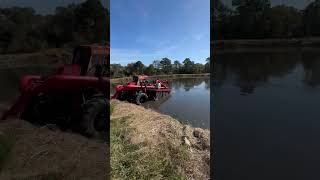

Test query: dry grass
[0,119,108,180]
[0,48,72,69]
[111,100,210,180]
[111,116,183,180]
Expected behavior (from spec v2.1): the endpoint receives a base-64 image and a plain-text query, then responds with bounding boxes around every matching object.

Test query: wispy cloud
[111,48,142,64]
[192,34,204,41]
[136,36,171,48]
[154,45,178,55]
[134,1,150,21]
[142,11,149,19]
[183,0,199,10]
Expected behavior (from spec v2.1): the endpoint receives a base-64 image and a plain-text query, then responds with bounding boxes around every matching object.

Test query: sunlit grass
[110,115,185,180]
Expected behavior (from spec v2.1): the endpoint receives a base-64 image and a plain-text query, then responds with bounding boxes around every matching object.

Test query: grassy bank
[111,73,210,84]
[110,100,210,179]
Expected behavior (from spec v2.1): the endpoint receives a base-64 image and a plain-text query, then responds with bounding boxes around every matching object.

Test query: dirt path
[111,100,210,179]
[0,119,108,180]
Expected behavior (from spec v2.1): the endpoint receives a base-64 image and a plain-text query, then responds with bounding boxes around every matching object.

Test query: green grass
[110,116,185,180]
[110,102,115,115]
[0,134,16,171]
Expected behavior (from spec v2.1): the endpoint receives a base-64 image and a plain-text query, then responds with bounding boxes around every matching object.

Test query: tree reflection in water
[214,48,320,95]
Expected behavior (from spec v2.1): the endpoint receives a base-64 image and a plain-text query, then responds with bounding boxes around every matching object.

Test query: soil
[0,119,108,180]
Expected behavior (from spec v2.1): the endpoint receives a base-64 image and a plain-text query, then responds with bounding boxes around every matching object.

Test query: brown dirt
[111,100,210,179]
[0,119,108,180]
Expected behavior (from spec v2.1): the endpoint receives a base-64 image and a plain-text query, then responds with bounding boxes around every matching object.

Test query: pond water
[112,78,210,129]
[213,47,320,180]
[144,78,210,129]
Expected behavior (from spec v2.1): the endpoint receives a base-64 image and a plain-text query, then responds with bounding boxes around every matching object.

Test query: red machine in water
[111,75,171,105]
[1,44,110,137]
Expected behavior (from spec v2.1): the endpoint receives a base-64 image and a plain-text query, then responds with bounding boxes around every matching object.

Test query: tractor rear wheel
[135,92,148,105]
[81,97,108,138]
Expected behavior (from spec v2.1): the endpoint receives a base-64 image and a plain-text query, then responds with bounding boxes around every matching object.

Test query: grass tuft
[110,102,115,115]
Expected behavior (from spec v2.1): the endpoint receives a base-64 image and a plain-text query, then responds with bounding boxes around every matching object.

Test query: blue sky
[110,0,210,65]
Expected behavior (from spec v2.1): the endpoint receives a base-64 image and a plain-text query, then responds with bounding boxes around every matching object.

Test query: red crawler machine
[111,75,171,105]
[1,44,110,137]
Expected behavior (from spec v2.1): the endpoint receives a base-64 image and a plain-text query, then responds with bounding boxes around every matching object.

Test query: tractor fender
[115,85,124,91]
[20,75,41,92]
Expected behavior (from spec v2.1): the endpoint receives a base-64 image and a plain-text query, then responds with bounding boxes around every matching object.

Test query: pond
[112,77,210,129]
[213,47,320,180]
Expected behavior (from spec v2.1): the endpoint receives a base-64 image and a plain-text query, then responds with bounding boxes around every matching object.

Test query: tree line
[111,57,210,78]
[0,0,109,54]
[213,0,320,39]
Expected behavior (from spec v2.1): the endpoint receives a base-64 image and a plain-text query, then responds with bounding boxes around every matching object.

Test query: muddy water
[112,78,210,129]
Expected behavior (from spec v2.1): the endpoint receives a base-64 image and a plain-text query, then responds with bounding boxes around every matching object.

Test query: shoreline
[111,73,210,84]
[111,99,210,179]
[213,38,320,49]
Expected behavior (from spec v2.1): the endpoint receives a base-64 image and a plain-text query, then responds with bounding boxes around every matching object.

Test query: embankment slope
[111,100,210,179]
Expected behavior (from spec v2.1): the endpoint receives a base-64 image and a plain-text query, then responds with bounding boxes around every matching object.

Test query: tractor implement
[111,75,171,105]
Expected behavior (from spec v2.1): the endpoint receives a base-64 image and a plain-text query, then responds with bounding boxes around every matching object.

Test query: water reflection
[301,51,320,87]
[213,47,320,180]
[145,78,210,129]
[215,48,320,93]
[170,78,209,92]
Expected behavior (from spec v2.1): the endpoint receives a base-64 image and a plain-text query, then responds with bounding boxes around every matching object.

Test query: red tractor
[1,44,110,137]
[111,75,171,105]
